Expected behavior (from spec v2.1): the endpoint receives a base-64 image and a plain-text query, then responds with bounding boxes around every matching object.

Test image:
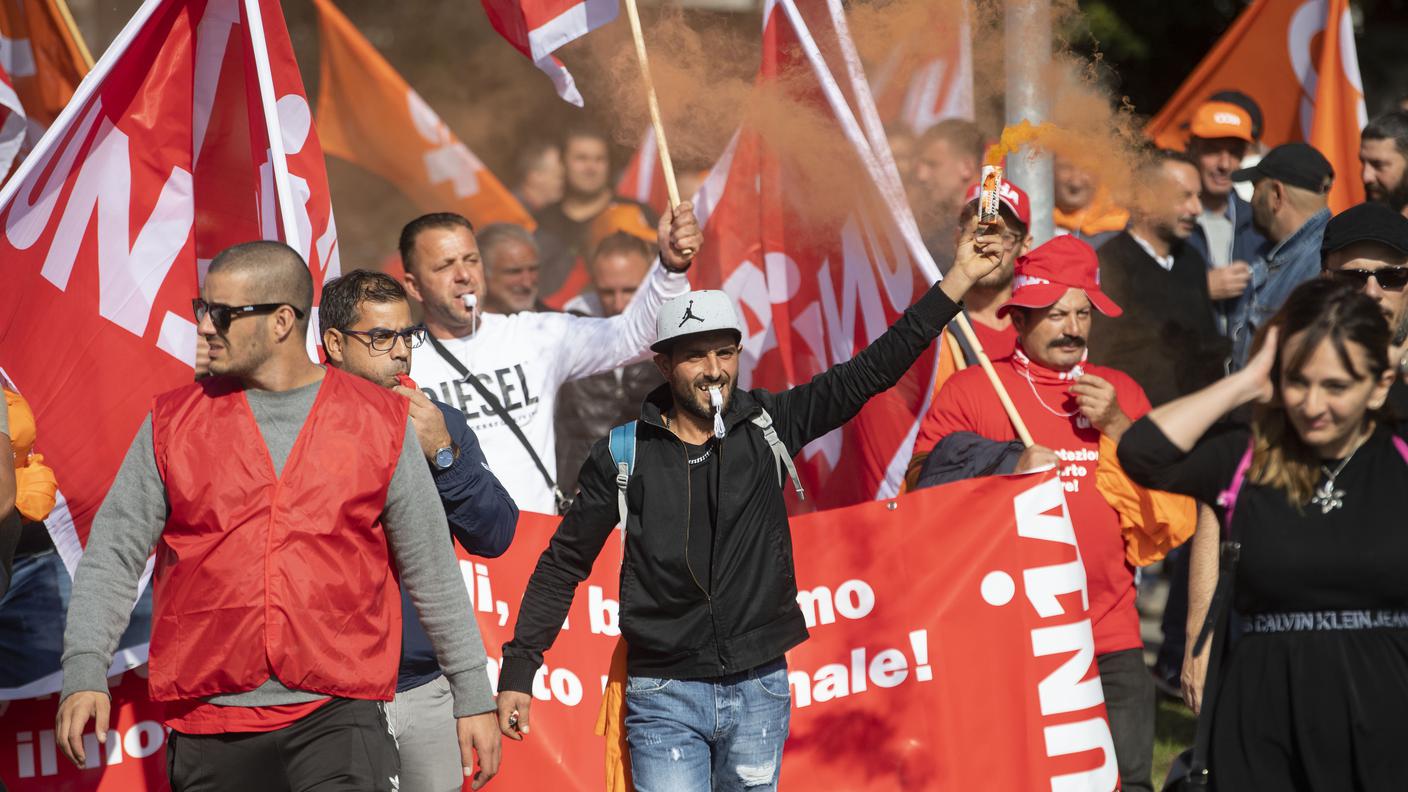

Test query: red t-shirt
[924,352,1150,656]
[913,319,1018,456]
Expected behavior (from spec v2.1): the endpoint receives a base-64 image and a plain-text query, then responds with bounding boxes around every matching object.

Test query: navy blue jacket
[1186,192,1269,339]
[398,400,519,691]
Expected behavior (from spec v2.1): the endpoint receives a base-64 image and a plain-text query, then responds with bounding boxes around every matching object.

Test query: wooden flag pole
[621,0,694,255]
[54,0,95,70]
[951,312,1035,448]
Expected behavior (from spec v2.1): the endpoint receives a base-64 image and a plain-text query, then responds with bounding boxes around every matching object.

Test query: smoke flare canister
[979,165,1004,224]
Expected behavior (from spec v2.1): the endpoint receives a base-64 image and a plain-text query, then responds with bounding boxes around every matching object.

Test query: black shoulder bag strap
[425,334,572,514]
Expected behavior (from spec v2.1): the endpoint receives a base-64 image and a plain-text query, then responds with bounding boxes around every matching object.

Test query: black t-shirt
[682,438,718,593]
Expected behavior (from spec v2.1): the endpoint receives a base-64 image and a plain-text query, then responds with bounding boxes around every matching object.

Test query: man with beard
[478,224,545,316]
[1090,150,1228,404]
[494,218,1009,790]
[1226,142,1334,368]
[906,179,1032,486]
[1361,111,1408,219]
[533,127,656,305]
[914,236,1156,792]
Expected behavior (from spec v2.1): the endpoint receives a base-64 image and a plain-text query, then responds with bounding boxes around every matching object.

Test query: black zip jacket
[498,285,962,688]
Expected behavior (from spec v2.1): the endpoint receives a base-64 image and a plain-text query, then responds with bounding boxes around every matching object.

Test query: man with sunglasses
[320,269,518,792]
[1321,201,1408,413]
[56,242,500,791]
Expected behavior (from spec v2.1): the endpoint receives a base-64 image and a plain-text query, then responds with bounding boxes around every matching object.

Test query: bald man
[56,241,502,791]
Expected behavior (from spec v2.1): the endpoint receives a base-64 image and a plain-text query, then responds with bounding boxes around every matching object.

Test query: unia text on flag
[313,0,534,230]
[0,0,91,147]
[481,0,619,107]
[690,0,942,510]
[0,0,338,699]
[1145,0,1366,211]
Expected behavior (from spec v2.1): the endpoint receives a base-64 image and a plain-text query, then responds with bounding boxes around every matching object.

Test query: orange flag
[0,0,91,138]
[312,0,534,230]
[1146,0,1367,212]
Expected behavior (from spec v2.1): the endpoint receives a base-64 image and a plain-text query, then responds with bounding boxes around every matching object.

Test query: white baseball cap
[652,290,744,353]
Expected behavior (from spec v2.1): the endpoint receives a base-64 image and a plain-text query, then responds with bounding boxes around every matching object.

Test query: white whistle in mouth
[461,293,477,311]
[709,386,726,439]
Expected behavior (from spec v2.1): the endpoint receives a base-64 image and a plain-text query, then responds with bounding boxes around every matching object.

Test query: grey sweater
[60,376,495,718]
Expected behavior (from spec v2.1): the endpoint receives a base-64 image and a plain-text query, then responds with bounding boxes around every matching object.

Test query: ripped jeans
[624,657,791,791]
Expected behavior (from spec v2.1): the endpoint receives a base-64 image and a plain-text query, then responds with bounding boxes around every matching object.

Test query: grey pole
[1005,0,1054,244]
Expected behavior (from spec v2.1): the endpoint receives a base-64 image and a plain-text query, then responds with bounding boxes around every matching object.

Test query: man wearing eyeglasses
[56,241,501,791]
[320,269,518,792]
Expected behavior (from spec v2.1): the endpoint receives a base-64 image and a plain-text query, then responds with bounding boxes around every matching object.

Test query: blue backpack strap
[608,422,638,528]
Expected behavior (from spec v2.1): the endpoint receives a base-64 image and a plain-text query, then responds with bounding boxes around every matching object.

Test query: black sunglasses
[1331,266,1408,291]
[338,324,428,352]
[193,298,306,332]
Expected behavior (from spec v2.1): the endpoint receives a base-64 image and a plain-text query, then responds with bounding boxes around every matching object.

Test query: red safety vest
[147,367,409,702]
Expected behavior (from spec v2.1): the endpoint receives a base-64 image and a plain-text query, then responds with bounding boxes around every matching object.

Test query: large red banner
[0,472,1117,791]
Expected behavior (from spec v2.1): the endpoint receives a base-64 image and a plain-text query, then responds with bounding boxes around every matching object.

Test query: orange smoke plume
[984,120,1060,166]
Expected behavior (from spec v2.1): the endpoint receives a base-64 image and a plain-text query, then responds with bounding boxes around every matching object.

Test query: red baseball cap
[962,179,1031,228]
[997,236,1122,318]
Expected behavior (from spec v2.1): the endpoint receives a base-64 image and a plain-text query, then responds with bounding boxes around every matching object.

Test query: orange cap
[588,202,656,259]
[1189,101,1253,143]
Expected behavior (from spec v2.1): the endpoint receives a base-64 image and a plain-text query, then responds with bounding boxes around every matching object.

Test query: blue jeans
[625,657,791,792]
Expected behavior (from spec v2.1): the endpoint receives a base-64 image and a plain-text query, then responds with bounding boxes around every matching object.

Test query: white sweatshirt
[411,262,689,513]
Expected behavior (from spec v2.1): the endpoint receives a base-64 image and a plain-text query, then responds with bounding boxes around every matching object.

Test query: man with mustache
[914,235,1157,792]
[1361,111,1408,219]
[496,219,1008,791]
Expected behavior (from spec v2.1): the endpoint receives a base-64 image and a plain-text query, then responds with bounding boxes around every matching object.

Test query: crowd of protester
[3,90,1408,792]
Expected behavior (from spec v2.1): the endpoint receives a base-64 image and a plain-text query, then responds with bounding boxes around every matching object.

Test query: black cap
[1210,90,1264,141]
[1231,142,1334,193]
[1321,202,1408,256]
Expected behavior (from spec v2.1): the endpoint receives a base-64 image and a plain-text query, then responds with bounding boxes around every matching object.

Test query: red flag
[0,63,26,174]
[690,0,941,511]
[866,3,973,133]
[0,0,338,589]
[480,0,618,107]
[1145,0,1366,211]
[615,126,668,212]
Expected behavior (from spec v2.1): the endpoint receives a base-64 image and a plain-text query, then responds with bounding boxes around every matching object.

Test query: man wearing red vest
[55,242,500,791]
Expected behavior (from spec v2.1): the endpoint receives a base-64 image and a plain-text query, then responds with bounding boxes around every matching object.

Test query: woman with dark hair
[1118,277,1408,790]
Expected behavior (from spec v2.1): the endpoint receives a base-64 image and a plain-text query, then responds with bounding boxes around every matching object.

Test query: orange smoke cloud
[984,120,1060,166]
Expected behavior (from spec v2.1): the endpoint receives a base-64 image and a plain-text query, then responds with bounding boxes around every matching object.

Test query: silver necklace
[1309,432,1369,514]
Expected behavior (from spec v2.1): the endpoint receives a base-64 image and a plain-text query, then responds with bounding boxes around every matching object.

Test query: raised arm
[57,417,168,766]
[769,217,1006,450]
[557,204,700,382]
[1142,327,1275,452]
[496,441,620,738]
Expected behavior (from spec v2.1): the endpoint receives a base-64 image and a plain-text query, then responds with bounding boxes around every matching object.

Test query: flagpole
[242,0,303,254]
[811,0,1035,448]
[53,0,95,70]
[621,0,694,255]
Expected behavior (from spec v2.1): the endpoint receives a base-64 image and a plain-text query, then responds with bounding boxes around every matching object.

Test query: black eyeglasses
[338,324,428,352]
[193,299,306,332]
[1331,266,1408,291]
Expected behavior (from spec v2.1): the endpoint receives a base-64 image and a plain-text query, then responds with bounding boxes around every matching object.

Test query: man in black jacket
[1090,150,1228,405]
[495,219,1007,790]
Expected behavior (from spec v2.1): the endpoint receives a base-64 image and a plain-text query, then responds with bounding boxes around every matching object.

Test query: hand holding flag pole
[620,0,694,258]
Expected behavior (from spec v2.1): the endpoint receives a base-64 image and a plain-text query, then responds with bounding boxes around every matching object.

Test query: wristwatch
[434,444,457,471]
